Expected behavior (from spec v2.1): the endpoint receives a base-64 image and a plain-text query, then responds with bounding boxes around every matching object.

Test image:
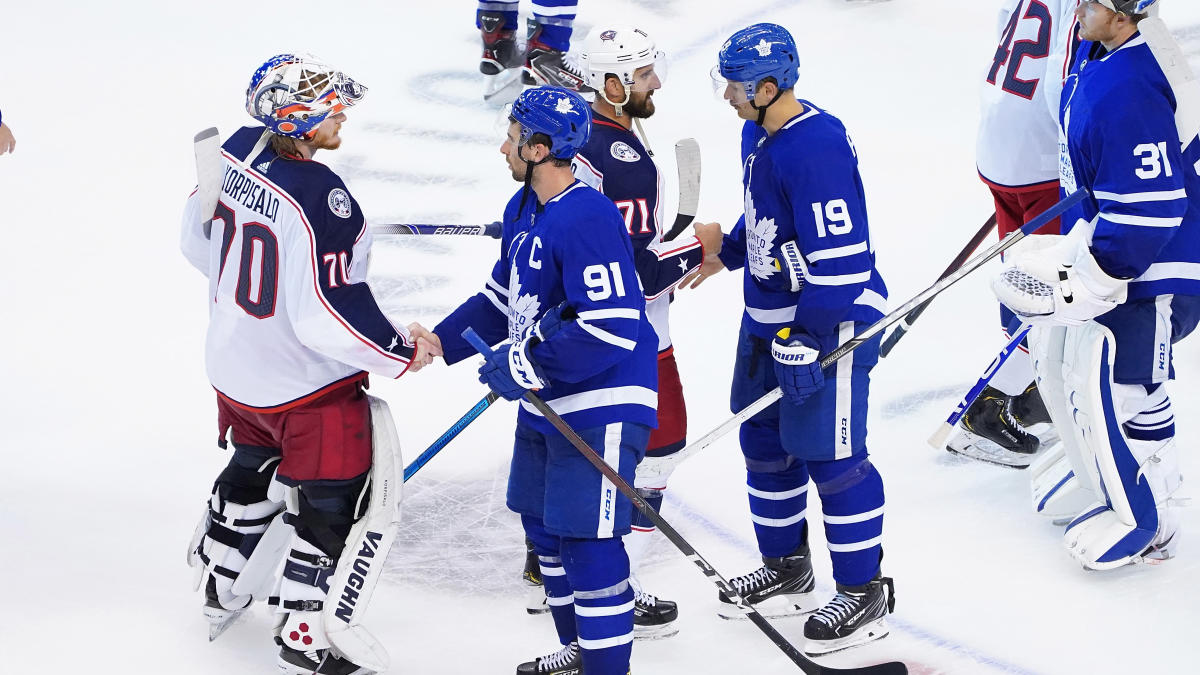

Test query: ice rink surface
[2,0,1199,673]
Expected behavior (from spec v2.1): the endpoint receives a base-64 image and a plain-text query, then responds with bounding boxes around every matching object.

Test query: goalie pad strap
[284,559,335,592]
[209,507,279,528]
[268,597,324,612]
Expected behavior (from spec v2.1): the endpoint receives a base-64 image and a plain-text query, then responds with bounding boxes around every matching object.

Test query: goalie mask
[246,54,367,139]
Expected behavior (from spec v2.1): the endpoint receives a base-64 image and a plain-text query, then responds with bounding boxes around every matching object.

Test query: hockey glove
[478,341,547,401]
[992,222,1128,326]
[771,329,824,406]
[772,240,807,293]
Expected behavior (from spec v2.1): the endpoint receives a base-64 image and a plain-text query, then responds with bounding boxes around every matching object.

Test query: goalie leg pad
[1029,441,1091,520]
[1059,322,1182,569]
[1028,325,1100,505]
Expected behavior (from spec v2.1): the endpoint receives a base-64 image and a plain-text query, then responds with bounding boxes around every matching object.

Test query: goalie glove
[992,222,1128,326]
[771,328,824,406]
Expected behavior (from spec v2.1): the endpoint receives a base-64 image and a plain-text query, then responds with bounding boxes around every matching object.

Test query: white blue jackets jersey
[717,104,888,354]
[180,126,416,410]
[977,0,1080,189]
[572,113,705,352]
[1060,34,1200,299]
[434,181,658,433]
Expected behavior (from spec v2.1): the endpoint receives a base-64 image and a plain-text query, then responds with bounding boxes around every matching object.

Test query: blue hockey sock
[745,456,810,558]
[809,457,885,586]
[476,1,518,30]
[561,537,633,675]
[531,0,577,51]
[523,516,576,645]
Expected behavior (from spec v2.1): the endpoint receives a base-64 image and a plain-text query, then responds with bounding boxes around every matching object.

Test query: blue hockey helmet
[715,23,799,101]
[246,54,367,139]
[508,86,592,160]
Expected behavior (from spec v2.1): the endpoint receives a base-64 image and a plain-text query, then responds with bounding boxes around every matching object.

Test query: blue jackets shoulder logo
[328,188,352,219]
[611,141,641,163]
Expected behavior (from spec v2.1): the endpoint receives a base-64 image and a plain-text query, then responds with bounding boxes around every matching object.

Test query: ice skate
[717,544,817,619]
[277,643,373,675]
[202,575,249,641]
[522,23,590,92]
[479,11,525,102]
[803,575,895,656]
[516,641,582,675]
[633,588,679,640]
[523,537,550,615]
[946,385,1041,468]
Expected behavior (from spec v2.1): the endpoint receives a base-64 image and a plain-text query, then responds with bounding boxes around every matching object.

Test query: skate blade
[945,432,1033,469]
[483,69,523,103]
[633,622,680,641]
[206,609,244,641]
[803,618,890,656]
[717,593,819,620]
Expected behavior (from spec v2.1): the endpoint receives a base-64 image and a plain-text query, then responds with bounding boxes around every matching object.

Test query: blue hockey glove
[478,341,547,401]
[771,329,824,406]
[522,302,576,347]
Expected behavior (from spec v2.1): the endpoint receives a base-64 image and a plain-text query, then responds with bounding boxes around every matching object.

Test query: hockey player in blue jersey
[423,86,657,675]
[540,24,722,640]
[697,23,895,655]
[477,0,588,91]
[995,0,1200,570]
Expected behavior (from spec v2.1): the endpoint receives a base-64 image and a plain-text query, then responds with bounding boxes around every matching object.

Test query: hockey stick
[402,392,501,482]
[373,222,502,238]
[638,189,1086,479]
[462,328,907,675]
[879,213,997,357]
[663,138,702,241]
[926,322,1032,450]
[193,127,223,239]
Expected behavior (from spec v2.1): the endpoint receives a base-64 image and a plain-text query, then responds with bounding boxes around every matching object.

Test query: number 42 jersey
[180,126,416,410]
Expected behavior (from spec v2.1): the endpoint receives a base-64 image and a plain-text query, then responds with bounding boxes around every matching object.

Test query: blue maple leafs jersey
[572,113,706,352]
[435,181,659,433]
[180,126,416,409]
[1060,34,1200,299]
[716,103,888,355]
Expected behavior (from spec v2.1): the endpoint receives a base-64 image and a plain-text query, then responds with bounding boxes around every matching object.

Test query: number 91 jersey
[180,126,416,410]
[726,104,887,355]
[977,0,1081,189]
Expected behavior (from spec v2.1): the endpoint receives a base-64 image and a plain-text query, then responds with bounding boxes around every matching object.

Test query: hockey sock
[745,455,810,559]
[809,457,885,587]
[992,309,1036,397]
[531,0,577,51]
[523,515,576,645]
[476,1,518,30]
[286,472,368,558]
[561,537,633,675]
[625,487,663,573]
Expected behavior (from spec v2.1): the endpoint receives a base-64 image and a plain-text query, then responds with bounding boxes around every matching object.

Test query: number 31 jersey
[977,0,1080,189]
[180,126,415,410]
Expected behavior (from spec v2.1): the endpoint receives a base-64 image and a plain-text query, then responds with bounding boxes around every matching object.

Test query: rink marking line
[662,493,1043,675]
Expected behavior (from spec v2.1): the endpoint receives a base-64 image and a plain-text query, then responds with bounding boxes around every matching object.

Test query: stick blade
[674,137,701,218]
[193,127,223,239]
[927,422,953,450]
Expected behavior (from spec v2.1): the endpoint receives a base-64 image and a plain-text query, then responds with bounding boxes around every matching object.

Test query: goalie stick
[663,138,702,241]
[193,128,223,239]
[462,328,907,675]
[879,213,997,357]
[638,188,1087,481]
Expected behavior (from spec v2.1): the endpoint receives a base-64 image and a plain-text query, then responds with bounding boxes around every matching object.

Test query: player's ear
[605,74,624,100]
[756,79,777,101]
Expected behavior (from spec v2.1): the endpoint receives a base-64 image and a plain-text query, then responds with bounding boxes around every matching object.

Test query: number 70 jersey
[977,0,1081,189]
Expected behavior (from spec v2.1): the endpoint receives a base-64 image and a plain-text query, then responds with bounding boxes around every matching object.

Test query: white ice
[2,1,1199,673]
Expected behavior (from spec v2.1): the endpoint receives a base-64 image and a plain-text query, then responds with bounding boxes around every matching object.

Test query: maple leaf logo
[744,189,778,281]
[507,268,542,342]
[754,39,773,57]
[555,97,574,115]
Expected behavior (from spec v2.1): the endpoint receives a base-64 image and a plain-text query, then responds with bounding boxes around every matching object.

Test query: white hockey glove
[992,223,1128,326]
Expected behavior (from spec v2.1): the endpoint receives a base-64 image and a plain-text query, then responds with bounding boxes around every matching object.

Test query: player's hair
[519,128,572,168]
[270,134,302,158]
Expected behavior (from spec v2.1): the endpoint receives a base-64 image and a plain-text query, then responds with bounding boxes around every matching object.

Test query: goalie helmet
[246,54,367,139]
[714,23,799,103]
[580,26,667,95]
[509,87,591,160]
[1096,0,1158,15]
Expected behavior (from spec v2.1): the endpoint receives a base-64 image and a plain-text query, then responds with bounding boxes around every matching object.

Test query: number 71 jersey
[977,0,1081,189]
[180,126,415,410]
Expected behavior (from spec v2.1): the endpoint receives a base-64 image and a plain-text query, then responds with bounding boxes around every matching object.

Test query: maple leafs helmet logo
[754,39,774,57]
[555,97,574,115]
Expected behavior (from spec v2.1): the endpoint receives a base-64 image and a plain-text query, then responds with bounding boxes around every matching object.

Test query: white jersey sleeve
[977,0,1080,189]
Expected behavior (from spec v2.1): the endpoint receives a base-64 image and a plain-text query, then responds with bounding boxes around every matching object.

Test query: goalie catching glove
[771,328,824,406]
[477,304,575,400]
[992,223,1129,326]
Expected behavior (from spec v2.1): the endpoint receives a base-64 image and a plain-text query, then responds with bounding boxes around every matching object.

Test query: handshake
[406,323,443,373]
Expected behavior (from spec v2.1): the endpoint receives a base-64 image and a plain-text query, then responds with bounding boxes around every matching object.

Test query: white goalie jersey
[977,0,1081,189]
[181,126,415,410]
